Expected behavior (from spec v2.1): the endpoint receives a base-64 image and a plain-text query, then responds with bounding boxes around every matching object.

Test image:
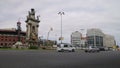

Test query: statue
[25,8,40,46]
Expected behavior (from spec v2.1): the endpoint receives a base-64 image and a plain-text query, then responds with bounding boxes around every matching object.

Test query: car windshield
[64,45,68,47]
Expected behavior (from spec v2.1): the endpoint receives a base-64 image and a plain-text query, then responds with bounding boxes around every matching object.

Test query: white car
[85,46,100,53]
[57,43,75,52]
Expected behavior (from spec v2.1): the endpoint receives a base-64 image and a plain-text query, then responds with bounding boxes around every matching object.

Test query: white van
[57,43,75,52]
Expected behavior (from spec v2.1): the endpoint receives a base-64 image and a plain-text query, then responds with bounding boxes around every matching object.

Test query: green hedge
[29,45,38,49]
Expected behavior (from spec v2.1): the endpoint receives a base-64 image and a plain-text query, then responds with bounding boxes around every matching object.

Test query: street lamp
[93,30,96,47]
[47,27,53,41]
[47,28,53,46]
[38,36,43,46]
[80,29,84,36]
[58,12,64,43]
[80,29,85,48]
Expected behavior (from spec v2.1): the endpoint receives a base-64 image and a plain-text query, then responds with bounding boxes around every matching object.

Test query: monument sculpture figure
[25,8,40,46]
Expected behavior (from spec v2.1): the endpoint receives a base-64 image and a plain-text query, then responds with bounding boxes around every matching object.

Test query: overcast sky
[0,0,120,45]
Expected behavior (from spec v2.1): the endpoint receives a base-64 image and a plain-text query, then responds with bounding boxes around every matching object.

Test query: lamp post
[80,29,84,36]
[38,36,43,46]
[47,28,53,46]
[58,12,64,43]
[55,34,57,45]
[93,30,96,47]
[80,29,85,48]
[47,28,53,40]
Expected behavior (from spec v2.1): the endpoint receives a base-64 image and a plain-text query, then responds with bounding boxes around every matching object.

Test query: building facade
[81,37,87,47]
[87,28,104,47]
[71,31,82,47]
[103,34,116,48]
[71,28,116,48]
[0,28,26,47]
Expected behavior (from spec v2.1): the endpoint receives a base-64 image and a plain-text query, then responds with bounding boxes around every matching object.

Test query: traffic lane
[0,50,120,68]
[41,51,120,68]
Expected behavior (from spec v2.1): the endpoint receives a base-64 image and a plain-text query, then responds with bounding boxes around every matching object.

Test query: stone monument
[25,8,40,46]
[12,21,23,48]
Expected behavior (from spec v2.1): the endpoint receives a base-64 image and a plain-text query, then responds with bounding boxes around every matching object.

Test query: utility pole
[58,12,64,43]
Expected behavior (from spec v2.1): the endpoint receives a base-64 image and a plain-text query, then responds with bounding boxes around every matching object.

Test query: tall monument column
[25,8,40,46]
[17,21,21,42]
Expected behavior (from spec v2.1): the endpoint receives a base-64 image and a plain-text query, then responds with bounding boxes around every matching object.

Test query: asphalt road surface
[0,50,120,68]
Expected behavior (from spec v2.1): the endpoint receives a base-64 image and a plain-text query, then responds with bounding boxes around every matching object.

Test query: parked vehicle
[57,43,75,52]
[84,46,100,53]
[99,47,105,51]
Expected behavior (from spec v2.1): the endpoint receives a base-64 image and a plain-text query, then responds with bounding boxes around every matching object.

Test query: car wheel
[85,50,87,52]
[58,50,61,52]
[72,49,75,52]
[61,49,64,52]
[97,50,100,52]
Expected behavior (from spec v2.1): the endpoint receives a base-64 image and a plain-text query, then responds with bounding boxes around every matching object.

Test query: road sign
[59,37,64,40]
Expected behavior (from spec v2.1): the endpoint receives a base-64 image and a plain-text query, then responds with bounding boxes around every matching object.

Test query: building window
[9,39,11,41]
[13,39,15,41]
[5,36,7,38]
[1,36,3,38]
[1,43,3,46]
[5,43,7,46]
[1,39,3,41]
[5,39,7,41]
[9,43,11,45]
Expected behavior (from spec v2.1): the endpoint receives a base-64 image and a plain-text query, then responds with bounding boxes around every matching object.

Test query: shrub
[29,45,38,49]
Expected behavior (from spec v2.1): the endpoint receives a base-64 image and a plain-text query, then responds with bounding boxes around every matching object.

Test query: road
[0,50,120,68]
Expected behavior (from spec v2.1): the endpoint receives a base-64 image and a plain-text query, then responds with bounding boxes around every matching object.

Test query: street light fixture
[80,29,84,37]
[80,29,85,48]
[94,30,96,47]
[47,27,53,46]
[47,27,53,41]
[58,12,65,43]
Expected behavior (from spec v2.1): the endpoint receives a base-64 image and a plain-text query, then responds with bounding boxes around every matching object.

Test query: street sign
[59,37,64,40]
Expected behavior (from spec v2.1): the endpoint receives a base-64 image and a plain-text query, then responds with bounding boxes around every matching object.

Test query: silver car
[85,46,100,53]
[57,43,75,52]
